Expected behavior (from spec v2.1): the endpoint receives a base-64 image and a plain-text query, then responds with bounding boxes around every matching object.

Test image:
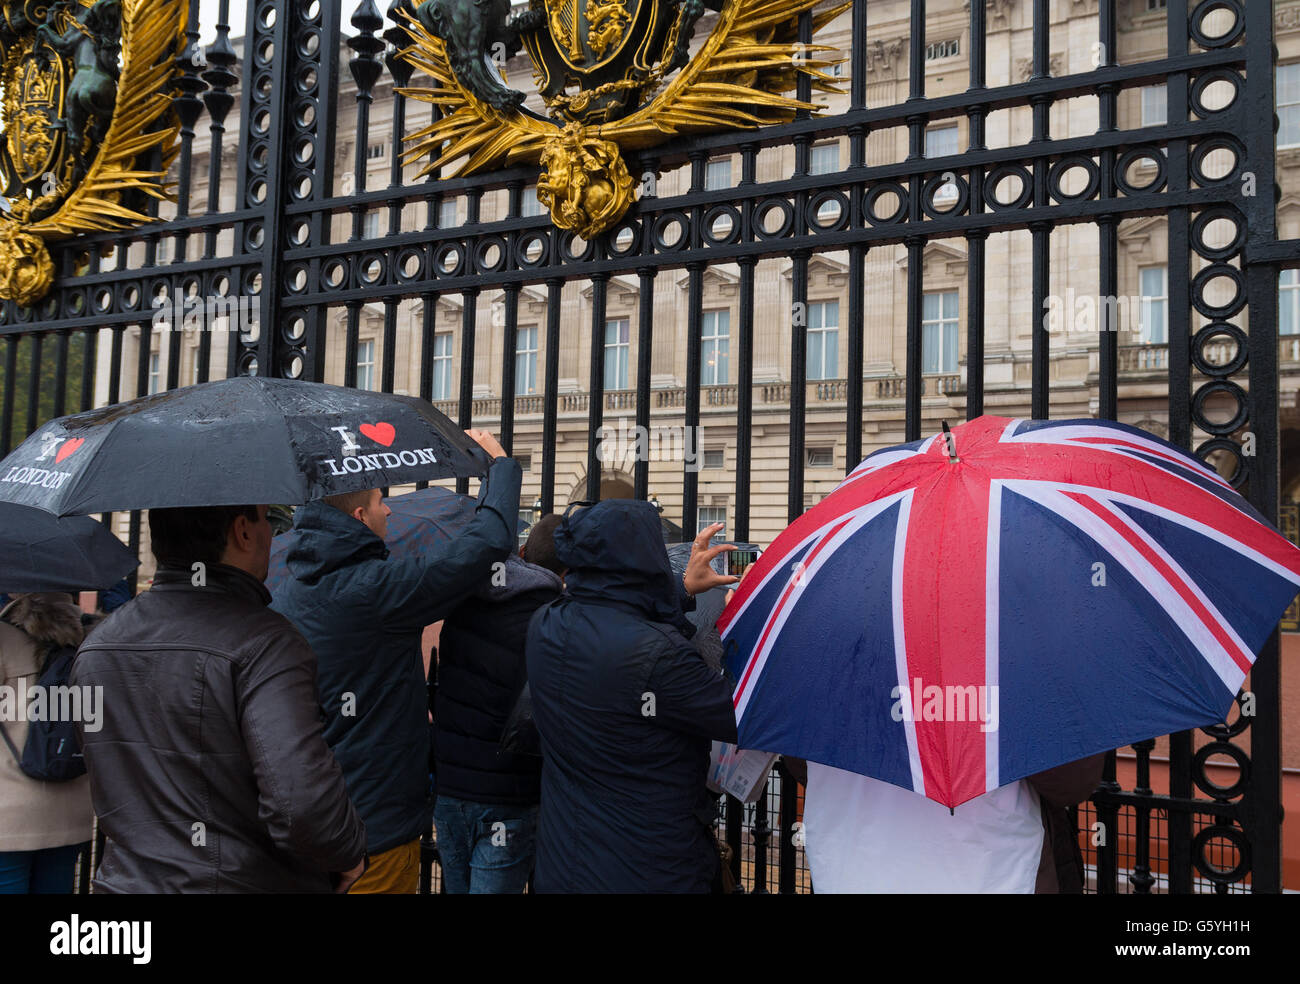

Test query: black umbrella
[0,503,138,594]
[0,377,491,516]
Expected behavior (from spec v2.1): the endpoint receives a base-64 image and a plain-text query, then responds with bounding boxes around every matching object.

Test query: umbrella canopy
[0,503,138,594]
[0,377,490,517]
[719,416,1300,809]
[264,485,476,595]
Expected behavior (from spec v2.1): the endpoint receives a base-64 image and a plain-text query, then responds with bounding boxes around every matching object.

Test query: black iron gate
[2,0,1292,893]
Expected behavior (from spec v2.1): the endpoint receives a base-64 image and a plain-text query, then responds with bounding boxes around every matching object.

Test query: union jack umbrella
[718,416,1300,809]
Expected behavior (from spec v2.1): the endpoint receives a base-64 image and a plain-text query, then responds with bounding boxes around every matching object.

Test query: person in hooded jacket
[0,593,94,893]
[432,513,565,893]
[526,501,739,893]
[271,429,521,894]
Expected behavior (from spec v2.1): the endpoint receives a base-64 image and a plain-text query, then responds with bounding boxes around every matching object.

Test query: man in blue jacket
[526,500,739,893]
[272,429,520,893]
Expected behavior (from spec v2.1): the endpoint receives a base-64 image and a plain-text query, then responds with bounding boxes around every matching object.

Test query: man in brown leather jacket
[71,504,368,893]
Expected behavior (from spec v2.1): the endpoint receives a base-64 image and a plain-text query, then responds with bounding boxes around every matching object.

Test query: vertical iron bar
[736,257,755,540]
[1164,0,1194,894]
[1029,0,1051,420]
[541,279,562,513]
[586,274,609,504]
[1097,0,1119,420]
[683,263,703,538]
[1,335,16,456]
[905,238,923,440]
[634,267,655,501]
[735,143,758,541]
[25,333,42,436]
[53,330,70,419]
[457,288,480,496]
[778,761,797,894]
[500,182,523,454]
[79,328,95,411]
[965,0,988,420]
[788,252,809,521]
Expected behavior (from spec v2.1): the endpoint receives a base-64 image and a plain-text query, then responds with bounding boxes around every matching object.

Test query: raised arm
[377,447,522,631]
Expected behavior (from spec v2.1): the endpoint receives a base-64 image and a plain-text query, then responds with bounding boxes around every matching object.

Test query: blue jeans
[433,796,537,894]
[0,842,88,894]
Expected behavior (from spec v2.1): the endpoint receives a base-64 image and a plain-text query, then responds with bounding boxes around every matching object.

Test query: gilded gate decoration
[397,0,846,239]
[0,0,187,307]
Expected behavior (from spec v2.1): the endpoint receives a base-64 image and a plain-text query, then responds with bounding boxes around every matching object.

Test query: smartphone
[728,548,759,577]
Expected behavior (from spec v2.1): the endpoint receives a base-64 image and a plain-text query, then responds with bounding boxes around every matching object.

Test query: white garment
[802,762,1044,893]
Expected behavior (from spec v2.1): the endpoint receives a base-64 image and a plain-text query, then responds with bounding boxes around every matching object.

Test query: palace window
[356,339,375,390]
[702,310,730,385]
[516,325,539,395]
[604,318,630,390]
[432,333,453,400]
[1139,266,1168,345]
[807,300,839,380]
[922,291,959,374]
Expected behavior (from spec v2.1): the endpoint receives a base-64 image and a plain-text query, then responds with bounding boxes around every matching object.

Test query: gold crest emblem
[398,0,846,240]
[0,0,187,307]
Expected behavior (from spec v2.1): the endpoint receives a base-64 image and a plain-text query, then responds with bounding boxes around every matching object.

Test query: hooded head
[554,499,682,625]
[0,593,86,649]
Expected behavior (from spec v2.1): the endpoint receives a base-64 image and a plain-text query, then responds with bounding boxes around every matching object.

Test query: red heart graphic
[55,438,84,464]
[359,422,396,447]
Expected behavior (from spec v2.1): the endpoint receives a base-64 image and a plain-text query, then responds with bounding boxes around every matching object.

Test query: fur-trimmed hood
[0,593,85,649]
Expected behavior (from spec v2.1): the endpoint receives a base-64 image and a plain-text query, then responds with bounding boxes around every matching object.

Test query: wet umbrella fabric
[0,503,138,593]
[264,485,476,595]
[0,376,490,517]
[719,416,1300,810]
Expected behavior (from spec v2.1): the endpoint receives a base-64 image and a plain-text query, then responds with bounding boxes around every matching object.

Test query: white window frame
[705,158,731,191]
[697,505,726,534]
[806,300,839,381]
[604,318,629,390]
[1139,266,1169,345]
[1141,84,1167,127]
[432,332,453,400]
[922,290,960,374]
[516,325,539,395]
[1281,269,1300,336]
[147,352,161,395]
[1279,63,1300,150]
[522,186,545,217]
[809,142,839,176]
[701,310,730,385]
[356,338,376,390]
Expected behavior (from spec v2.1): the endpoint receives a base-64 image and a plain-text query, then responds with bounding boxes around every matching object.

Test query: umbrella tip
[949,806,955,817]
[941,421,960,464]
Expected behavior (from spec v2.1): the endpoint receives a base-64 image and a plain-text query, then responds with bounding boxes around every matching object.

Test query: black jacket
[70,563,366,893]
[271,457,521,854]
[435,554,562,805]
[526,500,738,893]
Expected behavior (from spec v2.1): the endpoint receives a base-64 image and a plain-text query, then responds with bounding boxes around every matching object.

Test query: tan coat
[0,595,94,852]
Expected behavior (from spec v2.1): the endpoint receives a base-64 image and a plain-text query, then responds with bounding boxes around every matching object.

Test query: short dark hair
[523,513,565,575]
[323,489,375,517]
[149,504,260,568]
